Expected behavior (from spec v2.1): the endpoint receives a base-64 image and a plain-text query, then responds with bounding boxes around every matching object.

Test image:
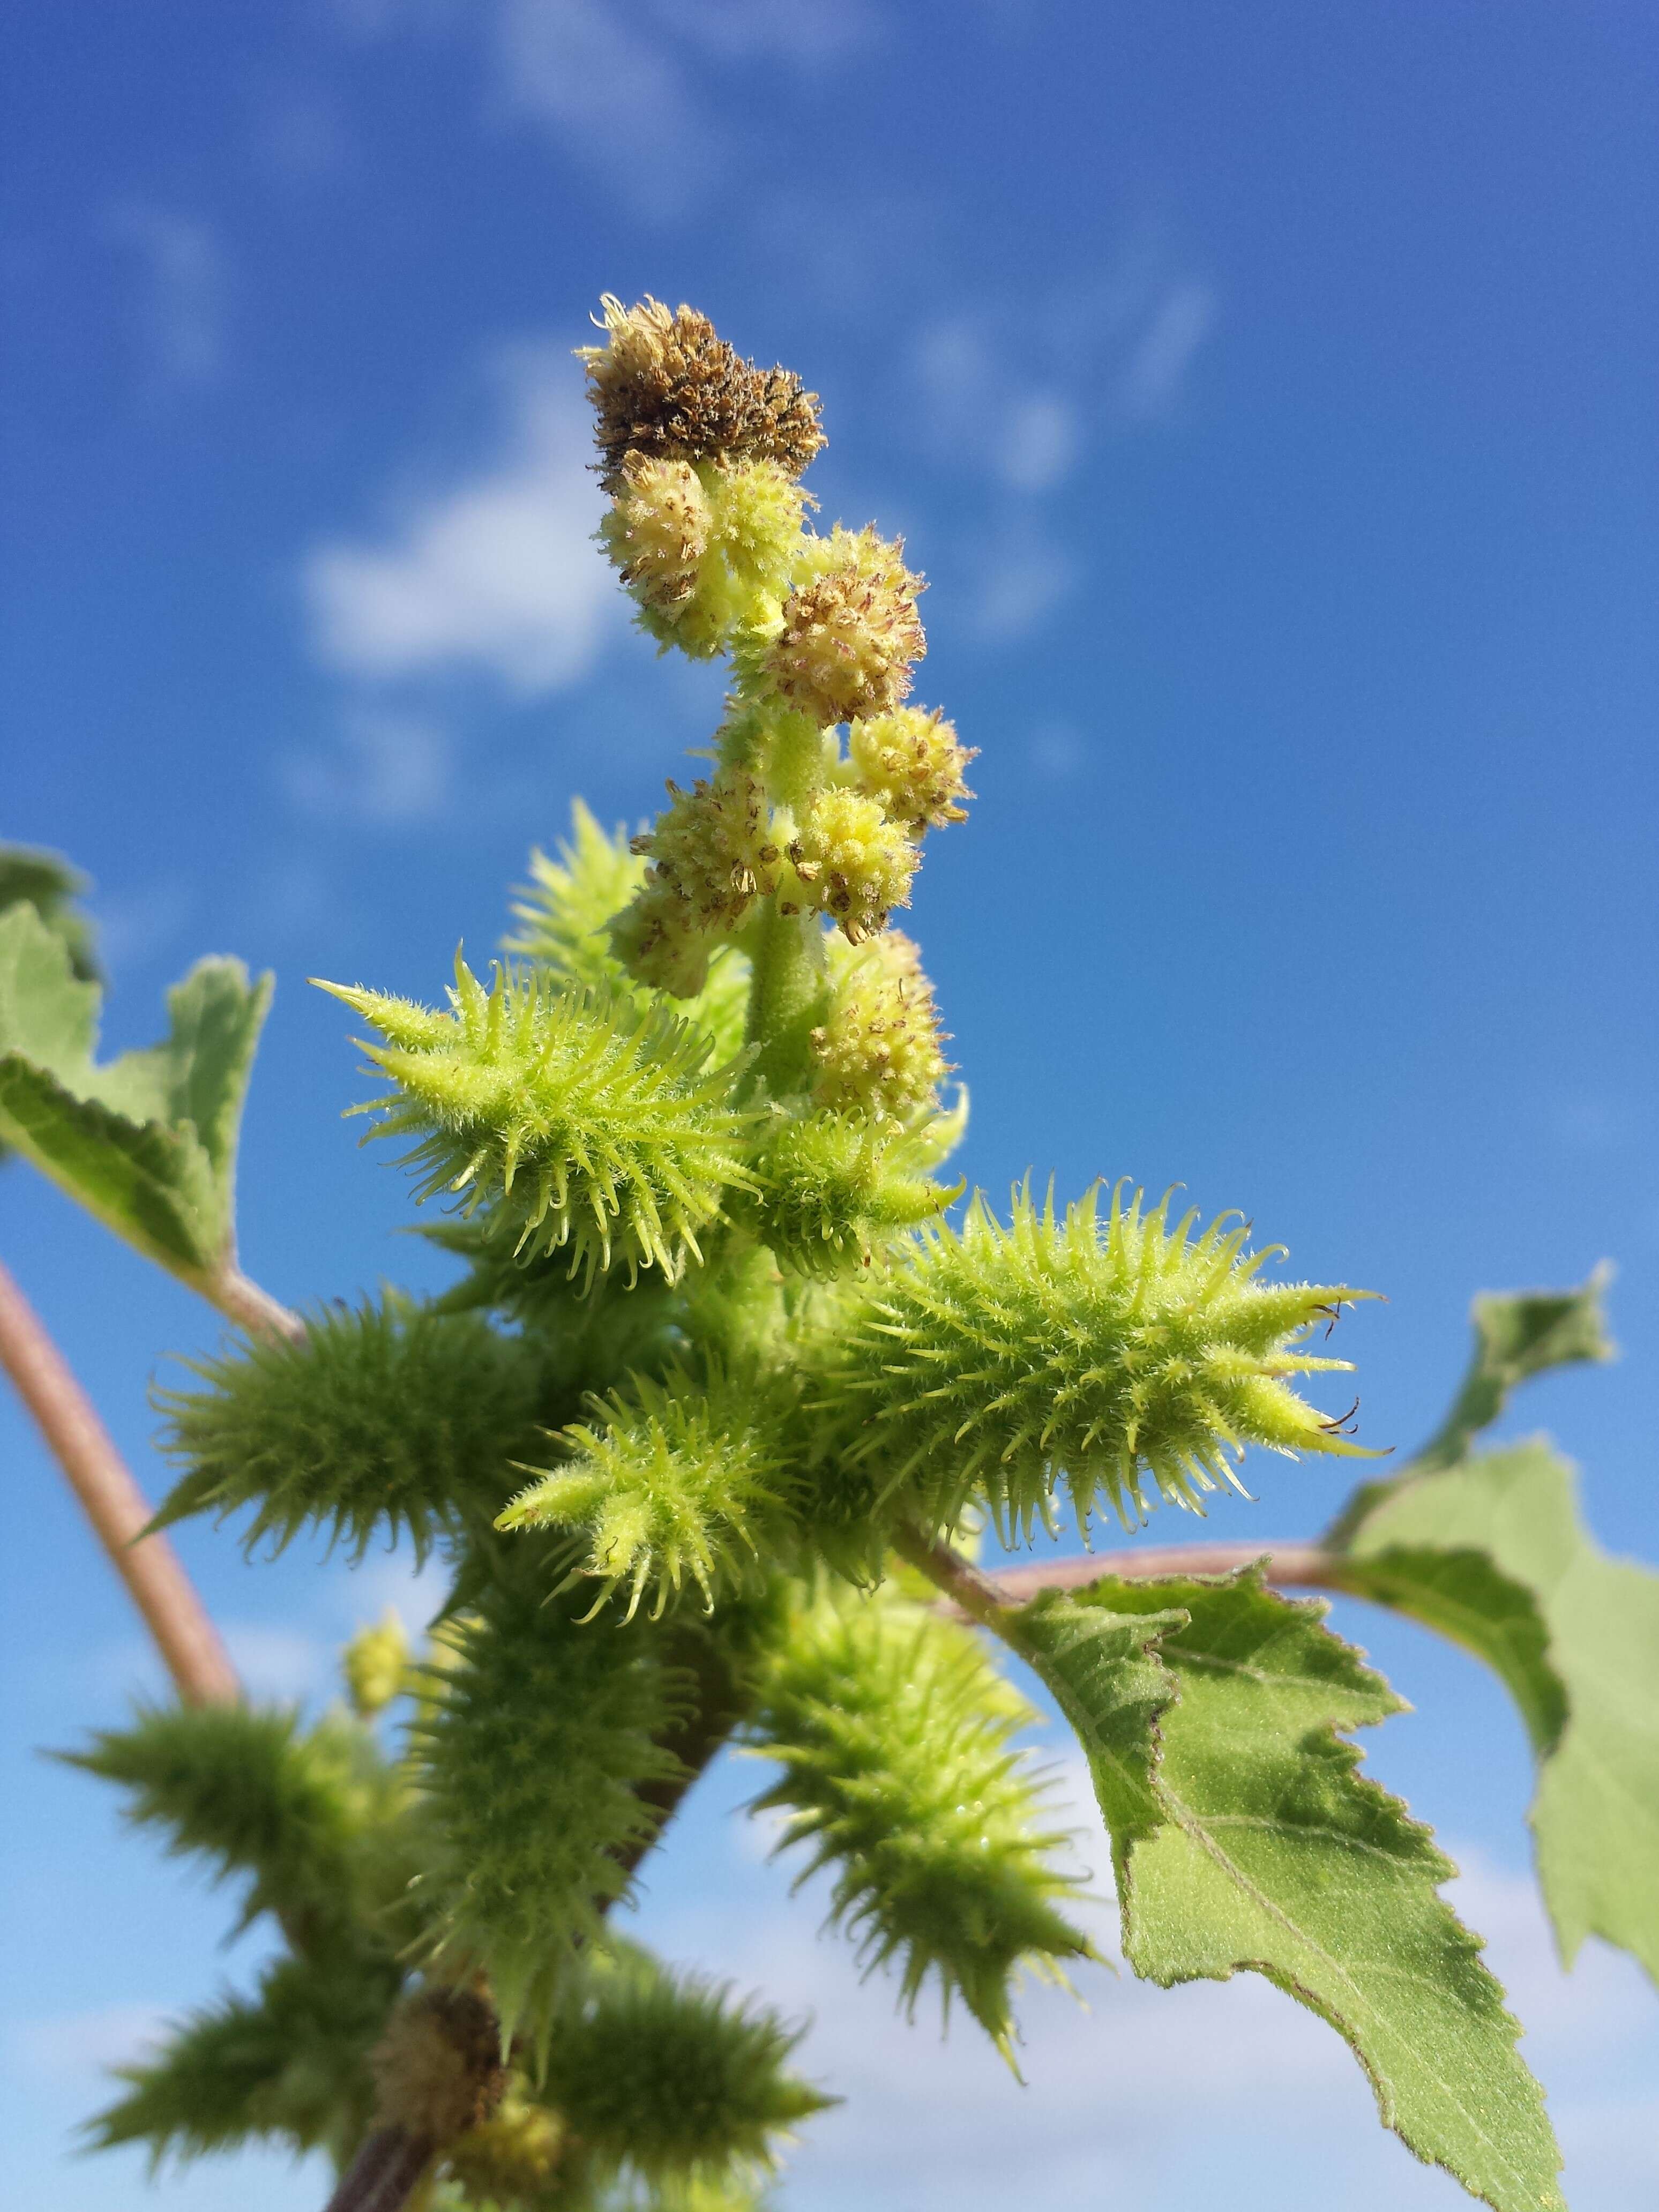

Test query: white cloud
[973,530,1074,641]
[343,0,876,212]
[628,1755,1659,2212]
[301,343,618,696]
[108,205,226,391]
[909,249,1215,497]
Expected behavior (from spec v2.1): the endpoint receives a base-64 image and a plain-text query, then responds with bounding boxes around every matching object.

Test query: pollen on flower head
[632,765,781,931]
[579,296,826,495]
[705,458,815,591]
[848,707,976,838]
[598,454,711,612]
[767,528,926,728]
[789,787,917,944]
[811,930,951,1120]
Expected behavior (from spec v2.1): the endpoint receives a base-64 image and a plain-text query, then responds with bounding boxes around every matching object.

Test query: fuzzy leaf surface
[1341,1440,1659,1985]
[1017,1571,1563,2212]
[0,902,270,1278]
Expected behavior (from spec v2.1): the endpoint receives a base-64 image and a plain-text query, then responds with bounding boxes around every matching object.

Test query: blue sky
[4,3,1658,2206]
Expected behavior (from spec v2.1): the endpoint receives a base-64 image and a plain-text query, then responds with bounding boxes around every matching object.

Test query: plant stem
[743,900,824,1095]
[895,1525,1348,1618]
[0,1256,238,1706]
[324,1625,752,2212]
[985,1540,1340,1601]
[322,2127,434,2212]
[209,1261,305,1343]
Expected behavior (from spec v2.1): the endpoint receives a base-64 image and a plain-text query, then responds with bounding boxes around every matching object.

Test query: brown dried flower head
[580,295,826,495]
[769,528,927,728]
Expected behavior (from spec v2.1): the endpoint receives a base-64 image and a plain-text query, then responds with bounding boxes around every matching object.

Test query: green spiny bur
[738,1106,955,1276]
[413,1583,687,2049]
[319,960,760,1287]
[85,1951,399,2173]
[58,1702,413,1957]
[499,1359,804,1618]
[153,1295,543,1560]
[540,1942,832,2185]
[829,1179,1374,1543]
[747,1583,1095,2057]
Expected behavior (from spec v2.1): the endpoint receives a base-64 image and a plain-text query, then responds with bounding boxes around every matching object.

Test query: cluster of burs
[109,303,1367,2211]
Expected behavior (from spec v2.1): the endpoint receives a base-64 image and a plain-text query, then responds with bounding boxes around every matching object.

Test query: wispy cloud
[5,2001,169,2087]
[909,252,1215,496]
[1118,278,1216,421]
[301,342,618,696]
[282,706,457,827]
[342,0,878,214]
[108,204,227,392]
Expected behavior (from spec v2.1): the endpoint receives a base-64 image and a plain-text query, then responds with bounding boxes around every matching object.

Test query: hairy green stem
[743,901,825,1095]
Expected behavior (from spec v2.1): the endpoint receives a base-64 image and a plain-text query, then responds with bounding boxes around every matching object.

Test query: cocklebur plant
[3,300,1657,2212]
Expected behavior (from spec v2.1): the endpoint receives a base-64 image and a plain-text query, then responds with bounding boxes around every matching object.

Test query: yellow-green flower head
[443,2086,565,2205]
[342,1609,411,1718]
[848,707,976,838]
[599,454,711,612]
[579,295,826,496]
[768,528,927,727]
[633,766,781,931]
[705,458,814,592]
[789,787,917,944]
[811,930,951,1120]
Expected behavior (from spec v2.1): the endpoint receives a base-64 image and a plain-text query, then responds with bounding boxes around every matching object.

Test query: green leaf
[0,902,271,1283]
[0,841,99,980]
[1341,1440,1659,1986]
[1017,1570,1563,2212]
[1330,1545,1567,1755]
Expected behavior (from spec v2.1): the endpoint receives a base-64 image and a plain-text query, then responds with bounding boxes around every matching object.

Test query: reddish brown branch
[320,2127,434,2212]
[986,1540,1338,1602]
[0,1256,238,1706]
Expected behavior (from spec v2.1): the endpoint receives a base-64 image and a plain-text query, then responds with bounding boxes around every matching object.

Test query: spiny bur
[829,1181,1376,1545]
[319,961,760,1287]
[748,1585,1095,2057]
[498,1361,803,1619]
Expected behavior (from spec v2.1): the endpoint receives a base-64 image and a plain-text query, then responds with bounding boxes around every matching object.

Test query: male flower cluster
[586,297,973,1045]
